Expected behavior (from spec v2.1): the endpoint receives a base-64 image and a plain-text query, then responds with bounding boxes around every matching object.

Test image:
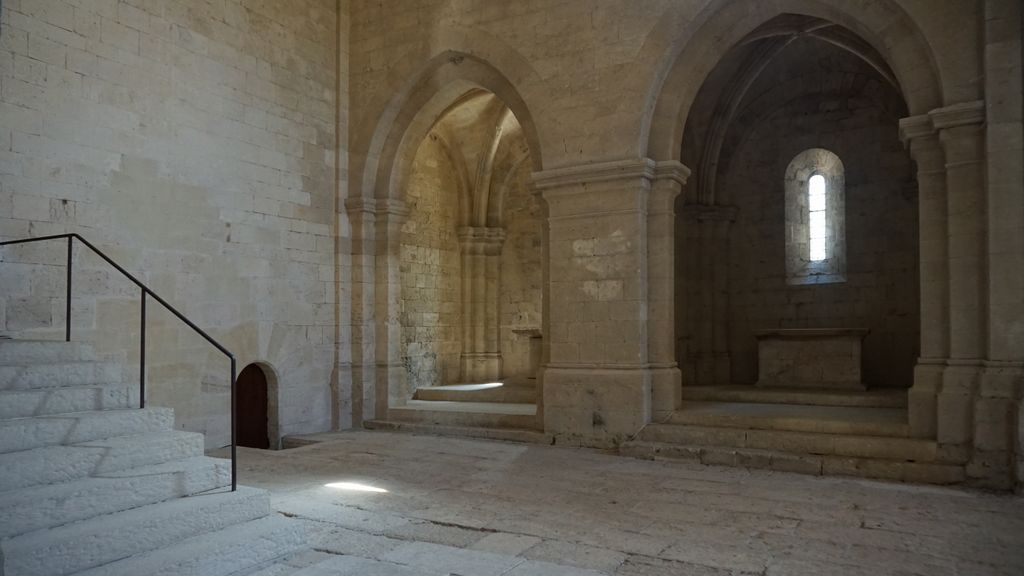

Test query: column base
[937,362,980,448]
[543,365,651,448]
[650,364,681,420]
[966,363,1023,490]
[909,360,944,438]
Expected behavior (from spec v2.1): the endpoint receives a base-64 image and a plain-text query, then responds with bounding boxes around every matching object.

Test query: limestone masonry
[1,0,1022,497]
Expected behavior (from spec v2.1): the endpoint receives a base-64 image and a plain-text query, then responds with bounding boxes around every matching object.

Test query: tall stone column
[374,199,409,414]
[899,115,949,438]
[458,226,505,382]
[532,159,655,446]
[344,197,378,426]
[934,102,987,465]
[649,162,689,418]
[979,0,1024,491]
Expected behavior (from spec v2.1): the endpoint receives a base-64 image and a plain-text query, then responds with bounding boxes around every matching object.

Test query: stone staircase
[621,386,965,485]
[363,376,548,443]
[0,339,306,576]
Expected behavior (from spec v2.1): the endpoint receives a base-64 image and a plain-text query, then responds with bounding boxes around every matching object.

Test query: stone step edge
[669,406,910,437]
[386,406,541,430]
[640,423,936,461]
[363,419,554,445]
[0,456,231,539]
[0,429,206,495]
[0,407,174,455]
[412,389,539,403]
[0,383,136,419]
[74,514,306,576]
[679,387,908,408]
[1,486,270,576]
[619,440,965,485]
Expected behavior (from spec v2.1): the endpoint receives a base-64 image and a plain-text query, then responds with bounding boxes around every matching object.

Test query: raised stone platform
[756,328,868,390]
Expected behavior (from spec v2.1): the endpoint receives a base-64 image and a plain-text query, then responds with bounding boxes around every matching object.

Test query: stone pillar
[458,226,505,382]
[980,0,1024,491]
[649,162,689,418]
[535,185,550,426]
[898,115,949,438]
[374,199,409,414]
[934,102,987,467]
[680,204,736,387]
[344,197,377,426]
[533,159,656,445]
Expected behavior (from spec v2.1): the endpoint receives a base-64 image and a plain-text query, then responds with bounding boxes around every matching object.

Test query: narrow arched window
[808,174,827,262]
[785,149,846,284]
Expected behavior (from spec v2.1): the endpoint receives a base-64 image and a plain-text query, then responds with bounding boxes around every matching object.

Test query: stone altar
[755,328,869,390]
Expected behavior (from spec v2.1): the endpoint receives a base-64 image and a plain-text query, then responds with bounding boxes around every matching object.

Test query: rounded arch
[237,360,281,449]
[359,51,544,205]
[641,0,943,162]
[784,148,846,284]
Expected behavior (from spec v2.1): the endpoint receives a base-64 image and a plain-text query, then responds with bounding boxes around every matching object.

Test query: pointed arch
[640,0,943,162]
[357,51,544,206]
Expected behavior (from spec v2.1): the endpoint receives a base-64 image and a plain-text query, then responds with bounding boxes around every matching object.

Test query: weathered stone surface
[1,0,1021,491]
[222,431,1024,576]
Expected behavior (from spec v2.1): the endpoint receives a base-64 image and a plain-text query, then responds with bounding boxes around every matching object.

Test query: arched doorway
[237,363,269,449]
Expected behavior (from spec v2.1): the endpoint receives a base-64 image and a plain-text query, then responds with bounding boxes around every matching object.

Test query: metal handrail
[0,233,237,491]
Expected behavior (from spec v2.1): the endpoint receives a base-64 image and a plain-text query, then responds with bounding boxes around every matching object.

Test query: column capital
[898,114,936,145]
[652,160,691,186]
[899,100,986,145]
[531,158,691,191]
[343,197,410,219]
[930,100,985,130]
[457,226,506,254]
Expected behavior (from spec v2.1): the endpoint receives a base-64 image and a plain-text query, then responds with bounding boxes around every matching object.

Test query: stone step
[362,419,552,444]
[671,401,909,437]
[0,340,97,364]
[640,423,936,461]
[413,381,540,403]
[413,382,538,404]
[0,485,271,576]
[0,407,174,454]
[680,385,908,408]
[75,514,306,576]
[0,383,136,419]
[388,400,539,429]
[0,455,231,538]
[0,360,122,390]
[0,429,206,493]
[620,440,965,485]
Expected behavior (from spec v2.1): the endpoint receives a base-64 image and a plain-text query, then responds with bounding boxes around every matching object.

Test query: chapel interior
[0,1,1022,575]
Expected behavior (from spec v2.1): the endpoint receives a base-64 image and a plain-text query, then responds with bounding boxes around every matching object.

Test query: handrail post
[230,357,237,492]
[140,290,146,409]
[65,236,72,342]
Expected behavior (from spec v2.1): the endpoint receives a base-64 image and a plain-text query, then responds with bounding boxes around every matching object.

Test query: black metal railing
[0,233,237,491]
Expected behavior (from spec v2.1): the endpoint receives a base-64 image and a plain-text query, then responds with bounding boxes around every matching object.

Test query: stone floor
[224,431,1024,576]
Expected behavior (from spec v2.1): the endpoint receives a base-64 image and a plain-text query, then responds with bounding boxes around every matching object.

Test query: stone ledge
[620,440,965,485]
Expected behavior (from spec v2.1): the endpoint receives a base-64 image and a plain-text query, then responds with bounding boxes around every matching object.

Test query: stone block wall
[0,0,341,447]
[400,136,462,390]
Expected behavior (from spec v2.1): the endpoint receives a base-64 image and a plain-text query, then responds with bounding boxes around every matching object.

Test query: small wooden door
[237,364,269,449]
